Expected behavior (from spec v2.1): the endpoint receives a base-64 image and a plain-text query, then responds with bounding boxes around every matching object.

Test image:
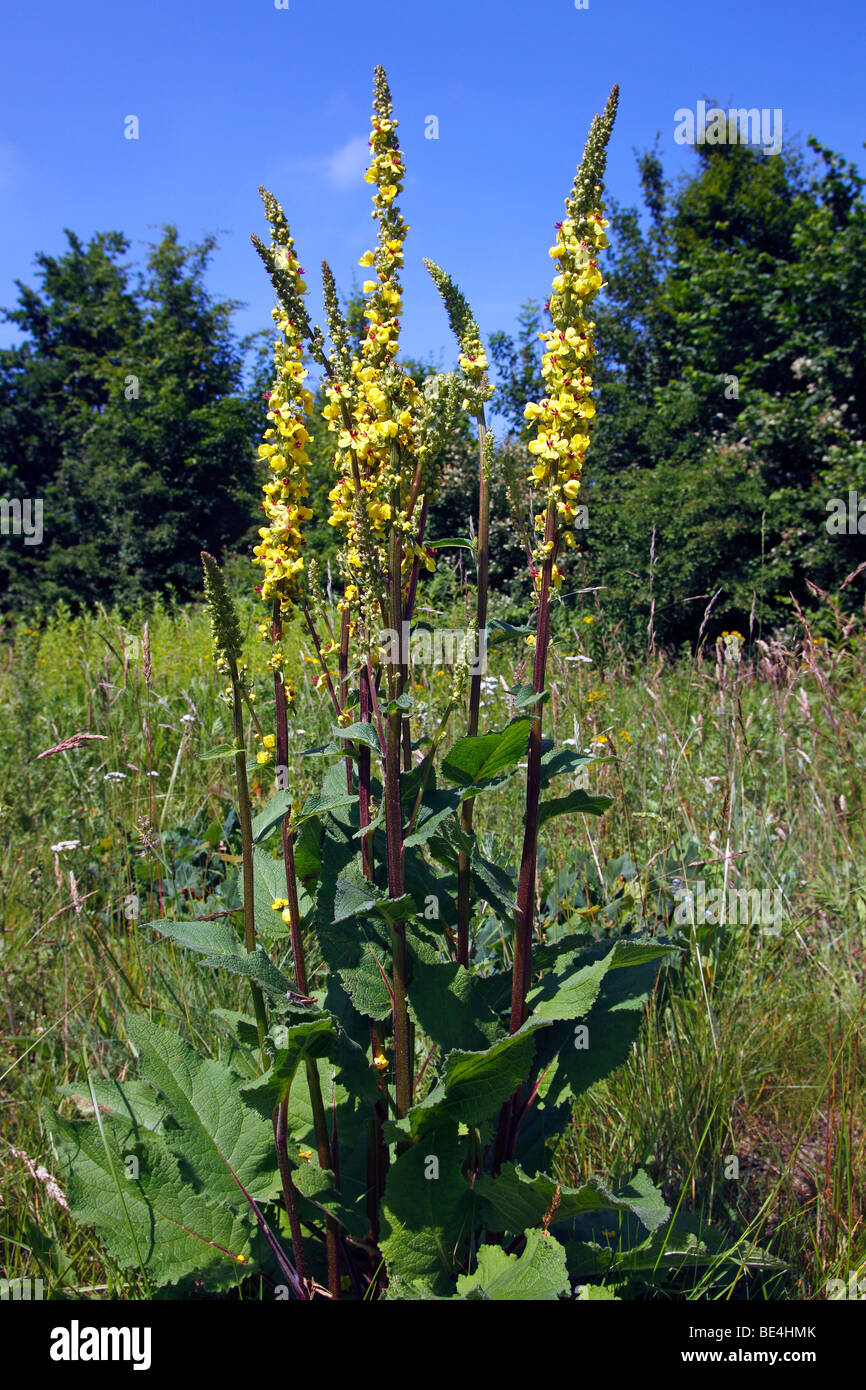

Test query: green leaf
[507,684,547,711]
[487,619,534,643]
[47,1108,262,1289]
[240,1018,337,1108]
[386,692,414,714]
[199,949,292,998]
[58,1078,168,1134]
[457,1228,569,1300]
[539,747,595,787]
[477,1164,669,1237]
[148,917,240,956]
[441,720,530,788]
[200,744,245,761]
[470,844,518,916]
[404,788,463,847]
[427,537,474,551]
[251,790,292,844]
[540,950,665,1106]
[380,1125,475,1294]
[295,766,358,824]
[405,1019,548,1138]
[330,721,382,754]
[407,958,502,1052]
[333,875,416,927]
[292,817,322,880]
[526,951,612,1021]
[538,788,613,825]
[127,1016,281,1203]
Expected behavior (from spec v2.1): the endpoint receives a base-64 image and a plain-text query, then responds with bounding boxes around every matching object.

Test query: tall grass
[1,573,863,1298]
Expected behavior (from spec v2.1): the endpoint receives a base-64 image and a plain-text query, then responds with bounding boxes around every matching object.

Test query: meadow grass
[1,576,863,1299]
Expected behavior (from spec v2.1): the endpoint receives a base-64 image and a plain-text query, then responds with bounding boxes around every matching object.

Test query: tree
[0,227,266,612]
[488,129,866,652]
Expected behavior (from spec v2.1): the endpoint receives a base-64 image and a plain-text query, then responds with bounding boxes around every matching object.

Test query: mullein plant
[48,70,762,1301]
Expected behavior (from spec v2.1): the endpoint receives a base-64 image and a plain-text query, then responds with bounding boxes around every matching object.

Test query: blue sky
[1,0,864,367]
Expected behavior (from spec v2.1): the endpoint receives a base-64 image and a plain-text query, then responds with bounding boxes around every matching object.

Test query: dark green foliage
[0,228,266,612]
[490,135,866,651]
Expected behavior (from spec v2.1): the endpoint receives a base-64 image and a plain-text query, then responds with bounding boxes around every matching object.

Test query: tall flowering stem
[323,68,431,1120]
[424,261,494,967]
[250,196,345,1298]
[500,84,618,1163]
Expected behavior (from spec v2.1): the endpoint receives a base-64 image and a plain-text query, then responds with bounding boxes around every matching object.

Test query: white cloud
[323,135,369,191]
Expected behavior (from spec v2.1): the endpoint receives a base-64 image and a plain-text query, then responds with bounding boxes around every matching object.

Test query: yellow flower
[271,898,289,911]
[262,734,276,750]
[373,1053,389,1072]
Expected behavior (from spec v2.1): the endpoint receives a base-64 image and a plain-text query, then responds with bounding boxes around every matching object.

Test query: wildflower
[103,772,126,783]
[524,86,618,571]
[298,1148,313,1162]
[618,730,633,743]
[262,734,276,750]
[272,898,290,911]
[251,190,316,623]
[373,1053,389,1072]
[51,840,80,852]
[180,713,196,724]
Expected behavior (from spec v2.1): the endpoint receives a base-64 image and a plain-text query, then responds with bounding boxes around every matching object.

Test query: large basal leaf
[127,1017,281,1204]
[47,1108,262,1290]
[476,1164,669,1238]
[441,720,530,789]
[380,1125,476,1296]
[456,1228,569,1301]
[58,1078,169,1134]
[565,1207,784,1281]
